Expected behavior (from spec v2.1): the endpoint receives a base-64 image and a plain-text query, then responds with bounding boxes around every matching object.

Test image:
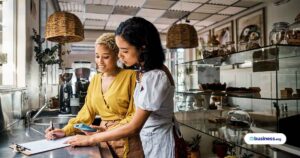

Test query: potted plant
[32,28,61,72]
[212,139,229,158]
[186,134,202,158]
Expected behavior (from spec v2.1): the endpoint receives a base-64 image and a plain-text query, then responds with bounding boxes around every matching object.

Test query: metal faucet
[31,101,49,120]
[25,98,49,125]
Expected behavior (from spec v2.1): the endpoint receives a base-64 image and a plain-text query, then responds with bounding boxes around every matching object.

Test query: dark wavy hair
[115,17,165,72]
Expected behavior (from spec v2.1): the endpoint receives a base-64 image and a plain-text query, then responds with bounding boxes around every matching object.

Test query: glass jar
[287,13,300,45]
[269,22,289,45]
[225,41,236,54]
[205,35,219,58]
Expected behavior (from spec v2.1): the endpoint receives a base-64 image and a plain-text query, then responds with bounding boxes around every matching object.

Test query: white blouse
[134,69,175,158]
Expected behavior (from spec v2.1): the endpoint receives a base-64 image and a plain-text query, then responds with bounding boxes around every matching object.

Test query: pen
[50,121,54,131]
[49,121,55,140]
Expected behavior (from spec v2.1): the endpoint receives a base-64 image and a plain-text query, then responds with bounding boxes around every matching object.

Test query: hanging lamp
[166,23,198,49]
[45,11,84,43]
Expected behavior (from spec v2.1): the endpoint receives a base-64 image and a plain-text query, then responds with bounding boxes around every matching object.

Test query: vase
[214,144,228,158]
[189,150,200,158]
[39,65,48,106]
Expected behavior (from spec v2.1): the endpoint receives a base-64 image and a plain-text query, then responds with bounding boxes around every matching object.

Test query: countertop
[0,120,112,158]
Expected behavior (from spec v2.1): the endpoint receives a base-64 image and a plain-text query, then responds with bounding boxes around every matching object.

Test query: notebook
[10,136,74,155]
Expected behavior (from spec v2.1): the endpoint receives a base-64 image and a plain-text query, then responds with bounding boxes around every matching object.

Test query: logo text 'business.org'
[244,133,286,144]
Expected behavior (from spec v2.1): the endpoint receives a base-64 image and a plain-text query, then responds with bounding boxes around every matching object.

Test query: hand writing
[45,127,66,140]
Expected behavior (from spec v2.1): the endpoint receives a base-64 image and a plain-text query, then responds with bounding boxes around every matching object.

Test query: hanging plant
[32,28,62,71]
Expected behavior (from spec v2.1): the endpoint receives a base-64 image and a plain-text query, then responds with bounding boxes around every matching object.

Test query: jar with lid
[205,35,220,58]
[269,22,289,45]
[225,41,236,54]
[287,13,300,45]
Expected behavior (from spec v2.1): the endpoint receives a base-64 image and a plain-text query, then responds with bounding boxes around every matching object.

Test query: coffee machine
[59,68,73,114]
[75,67,91,107]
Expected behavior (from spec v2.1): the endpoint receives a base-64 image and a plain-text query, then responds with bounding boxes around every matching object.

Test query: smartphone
[74,123,97,132]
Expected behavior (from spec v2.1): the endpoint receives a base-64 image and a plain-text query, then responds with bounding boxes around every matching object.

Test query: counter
[0,120,112,158]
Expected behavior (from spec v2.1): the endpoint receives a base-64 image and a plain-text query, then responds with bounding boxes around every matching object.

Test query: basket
[45,11,84,43]
[166,23,198,49]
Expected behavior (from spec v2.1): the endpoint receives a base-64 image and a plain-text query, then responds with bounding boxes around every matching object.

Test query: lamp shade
[45,11,84,43]
[166,23,198,49]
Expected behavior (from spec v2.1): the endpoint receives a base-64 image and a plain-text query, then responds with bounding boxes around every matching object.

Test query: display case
[174,45,300,157]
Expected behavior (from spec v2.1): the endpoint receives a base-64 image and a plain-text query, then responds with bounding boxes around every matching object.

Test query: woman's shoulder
[88,73,100,83]
[142,69,168,83]
[143,69,166,78]
[91,73,101,79]
[120,69,136,76]
[143,69,174,87]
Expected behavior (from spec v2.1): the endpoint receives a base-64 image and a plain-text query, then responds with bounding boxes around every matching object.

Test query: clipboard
[9,136,74,155]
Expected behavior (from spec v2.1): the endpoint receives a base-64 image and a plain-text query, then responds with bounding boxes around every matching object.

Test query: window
[1,0,16,86]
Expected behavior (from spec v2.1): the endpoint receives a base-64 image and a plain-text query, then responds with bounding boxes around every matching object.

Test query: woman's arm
[66,107,151,146]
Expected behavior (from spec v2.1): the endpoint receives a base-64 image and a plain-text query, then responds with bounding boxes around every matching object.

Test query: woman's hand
[45,128,66,140]
[82,125,106,135]
[66,135,96,147]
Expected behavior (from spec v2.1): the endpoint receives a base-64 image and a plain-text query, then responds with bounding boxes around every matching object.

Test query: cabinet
[174,45,300,157]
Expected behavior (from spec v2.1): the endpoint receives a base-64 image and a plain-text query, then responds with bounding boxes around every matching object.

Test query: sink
[32,116,73,126]
[31,116,75,132]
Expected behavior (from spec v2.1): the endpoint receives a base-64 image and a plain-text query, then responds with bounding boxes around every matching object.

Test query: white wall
[198,0,300,46]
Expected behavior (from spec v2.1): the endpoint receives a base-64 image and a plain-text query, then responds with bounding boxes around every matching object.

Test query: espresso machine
[75,67,91,107]
[59,68,73,114]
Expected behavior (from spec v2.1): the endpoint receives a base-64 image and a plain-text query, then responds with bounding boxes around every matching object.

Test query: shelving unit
[176,91,300,100]
[174,45,300,157]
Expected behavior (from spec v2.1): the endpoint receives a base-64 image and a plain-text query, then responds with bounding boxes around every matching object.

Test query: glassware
[205,35,219,58]
[225,41,236,54]
[287,13,300,45]
[269,22,289,45]
[226,110,251,128]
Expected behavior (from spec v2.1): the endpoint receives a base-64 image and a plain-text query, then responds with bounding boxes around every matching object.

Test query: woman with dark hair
[67,17,176,158]
[45,33,144,158]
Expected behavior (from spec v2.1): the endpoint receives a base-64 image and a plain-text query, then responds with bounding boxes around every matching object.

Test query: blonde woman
[45,33,144,158]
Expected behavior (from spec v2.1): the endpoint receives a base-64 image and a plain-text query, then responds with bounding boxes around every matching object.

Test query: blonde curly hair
[95,33,119,55]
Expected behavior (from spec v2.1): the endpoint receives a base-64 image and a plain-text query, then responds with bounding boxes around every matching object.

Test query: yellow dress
[63,69,142,158]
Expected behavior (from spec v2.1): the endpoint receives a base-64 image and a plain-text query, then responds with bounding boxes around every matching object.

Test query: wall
[198,0,300,46]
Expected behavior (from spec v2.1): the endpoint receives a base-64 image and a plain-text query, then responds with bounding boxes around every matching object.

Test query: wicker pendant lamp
[45,11,84,43]
[166,23,198,49]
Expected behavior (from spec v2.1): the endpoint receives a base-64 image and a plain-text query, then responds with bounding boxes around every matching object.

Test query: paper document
[10,136,74,155]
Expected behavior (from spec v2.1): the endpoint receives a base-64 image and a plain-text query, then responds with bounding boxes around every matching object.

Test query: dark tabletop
[0,121,112,158]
